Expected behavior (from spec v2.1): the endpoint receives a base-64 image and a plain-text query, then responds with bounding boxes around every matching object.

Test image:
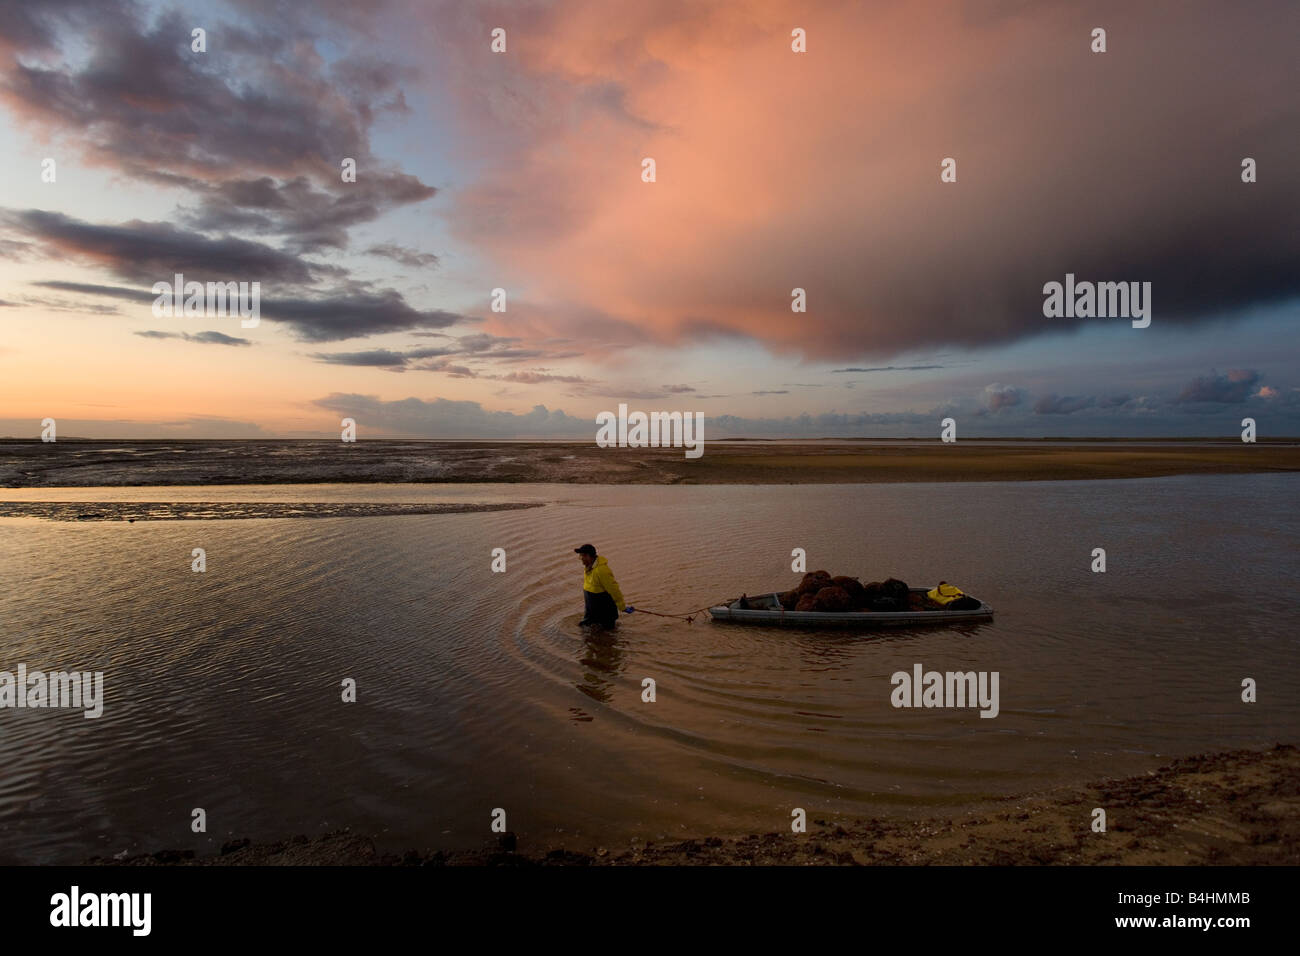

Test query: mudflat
[2,439,1297,486]
[680,443,1300,484]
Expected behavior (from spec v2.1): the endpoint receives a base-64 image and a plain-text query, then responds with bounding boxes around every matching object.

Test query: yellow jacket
[583,556,626,607]
[926,583,965,605]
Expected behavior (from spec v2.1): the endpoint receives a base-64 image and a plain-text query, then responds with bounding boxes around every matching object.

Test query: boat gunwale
[707,587,994,626]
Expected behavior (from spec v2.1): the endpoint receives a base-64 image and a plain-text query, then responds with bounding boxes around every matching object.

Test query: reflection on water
[0,475,1297,863]
[575,623,629,707]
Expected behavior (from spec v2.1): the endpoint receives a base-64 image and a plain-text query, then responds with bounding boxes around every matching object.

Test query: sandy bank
[94,744,1299,866]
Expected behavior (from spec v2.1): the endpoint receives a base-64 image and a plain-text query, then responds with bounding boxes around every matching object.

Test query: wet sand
[690,443,1300,484]
[95,744,1299,865]
[3,439,1298,486]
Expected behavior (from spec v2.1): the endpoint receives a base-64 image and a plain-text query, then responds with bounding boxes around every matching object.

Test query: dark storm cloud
[7,211,459,341]
[312,334,587,376]
[1175,369,1263,404]
[483,348,571,361]
[566,386,682,401]
[983,383,1027,412]
[225,0,396,37]
[6,210,319,284]
[177,175,436,253]
[365,243,441,268]
[792,11,1300,361]
[259,294,462,343]
[187,331,249,346]
[455,333,509,352]
[1033,394,1098,415]
[0,0,134,55]
[673,318,759,343]
[134,330,253,346]
[0,1,434,252]
[31,281,153,302]
[1030,392,1149,415]
[17,296,118,315]
[2,11,342,173]
[311,394,590,438]
[313,346,454,367]
[0,5,402,176]
[496,371,590,384]
[832,366,946,373]
[708,411,938,436]
[441,0,1300,360]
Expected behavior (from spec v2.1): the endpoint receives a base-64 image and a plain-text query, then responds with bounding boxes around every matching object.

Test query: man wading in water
[575,544,634,628]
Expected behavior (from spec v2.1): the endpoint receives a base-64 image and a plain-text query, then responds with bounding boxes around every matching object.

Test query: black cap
[574,544,596,556]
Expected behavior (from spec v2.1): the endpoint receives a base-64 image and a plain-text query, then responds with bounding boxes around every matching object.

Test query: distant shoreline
[0,501,542,521]
[3,436,1298,444]
[3,439,1298,487]
[91,743,1299,866]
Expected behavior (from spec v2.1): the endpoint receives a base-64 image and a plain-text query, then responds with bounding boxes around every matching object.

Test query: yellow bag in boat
[926,583,965,605]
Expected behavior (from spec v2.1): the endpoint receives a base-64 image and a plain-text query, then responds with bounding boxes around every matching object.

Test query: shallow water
[0,475,1296,863]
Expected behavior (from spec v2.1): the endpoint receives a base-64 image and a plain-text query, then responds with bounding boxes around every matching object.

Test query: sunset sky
[1,0,1297,438]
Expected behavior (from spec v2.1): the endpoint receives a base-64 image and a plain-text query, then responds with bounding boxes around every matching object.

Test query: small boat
[708,588,994,627]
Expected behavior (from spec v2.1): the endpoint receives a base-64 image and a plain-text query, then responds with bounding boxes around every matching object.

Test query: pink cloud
[422,0,1300,360]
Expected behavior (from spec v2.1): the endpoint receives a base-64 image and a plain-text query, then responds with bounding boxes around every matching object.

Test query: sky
[0,0,1297,439]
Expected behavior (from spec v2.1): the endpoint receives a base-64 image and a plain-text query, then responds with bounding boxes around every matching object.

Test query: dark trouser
[583,589,619,626]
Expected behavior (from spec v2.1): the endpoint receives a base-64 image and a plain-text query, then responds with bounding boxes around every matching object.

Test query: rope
[384,590,719,623]
[630,605,716,624]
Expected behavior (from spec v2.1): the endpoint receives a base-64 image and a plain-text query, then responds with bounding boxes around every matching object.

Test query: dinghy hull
[708,588,993,627]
